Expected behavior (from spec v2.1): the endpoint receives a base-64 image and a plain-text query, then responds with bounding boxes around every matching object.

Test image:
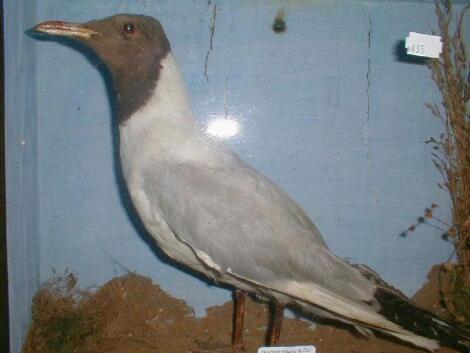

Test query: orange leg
[268,302,285,346]
[232,290,248,352]
[190,290,247,353]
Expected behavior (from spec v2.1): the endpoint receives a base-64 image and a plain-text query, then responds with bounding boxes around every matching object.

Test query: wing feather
[143,150,376,304]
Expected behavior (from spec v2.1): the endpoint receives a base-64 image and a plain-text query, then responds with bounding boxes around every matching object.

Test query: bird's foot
[232,343,245,353]
[188,340,245,353]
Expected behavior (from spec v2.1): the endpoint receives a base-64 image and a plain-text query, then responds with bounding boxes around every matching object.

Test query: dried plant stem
[428,0,469,276]
[427,0,469,325]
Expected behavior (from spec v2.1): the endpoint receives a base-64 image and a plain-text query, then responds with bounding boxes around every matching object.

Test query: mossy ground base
[22,268,463,353]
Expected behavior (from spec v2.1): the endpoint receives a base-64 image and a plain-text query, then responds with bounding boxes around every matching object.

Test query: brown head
[34,14,171,122]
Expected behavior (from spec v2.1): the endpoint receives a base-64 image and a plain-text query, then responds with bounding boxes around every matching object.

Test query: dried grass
[425,0,470,326]
[21,273,198,353]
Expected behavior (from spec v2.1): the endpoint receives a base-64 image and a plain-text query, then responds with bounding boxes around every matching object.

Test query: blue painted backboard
[5,1,469,352]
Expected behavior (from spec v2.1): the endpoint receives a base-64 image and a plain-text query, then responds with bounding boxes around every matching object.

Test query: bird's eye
[123,23,136,34]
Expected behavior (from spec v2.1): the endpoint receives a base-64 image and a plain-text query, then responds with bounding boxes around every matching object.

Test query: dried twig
[425,0,469,325]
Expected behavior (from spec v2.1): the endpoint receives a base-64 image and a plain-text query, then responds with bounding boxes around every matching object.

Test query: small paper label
[258,346,316,353]
[405,32,442,58]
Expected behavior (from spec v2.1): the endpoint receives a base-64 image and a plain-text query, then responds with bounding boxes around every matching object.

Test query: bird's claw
[232,343,246,353]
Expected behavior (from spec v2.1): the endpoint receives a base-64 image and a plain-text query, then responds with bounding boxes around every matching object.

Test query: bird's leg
[232,289,247,352]
[268,302,285,346]
[190,290,247,353]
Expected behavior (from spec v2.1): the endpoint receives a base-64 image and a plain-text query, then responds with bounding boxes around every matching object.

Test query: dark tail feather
[375,287,470,352]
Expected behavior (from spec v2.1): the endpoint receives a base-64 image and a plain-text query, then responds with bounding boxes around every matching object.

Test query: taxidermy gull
[34,14,470,352]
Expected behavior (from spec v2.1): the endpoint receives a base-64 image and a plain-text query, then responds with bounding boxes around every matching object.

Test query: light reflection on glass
[206,118,240,138]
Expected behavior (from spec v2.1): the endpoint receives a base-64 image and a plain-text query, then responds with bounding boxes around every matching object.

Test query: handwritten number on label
[410,44,425,54]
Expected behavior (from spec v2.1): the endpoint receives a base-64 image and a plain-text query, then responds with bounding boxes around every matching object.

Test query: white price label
[405,32,442,58]
[258,346,316,353]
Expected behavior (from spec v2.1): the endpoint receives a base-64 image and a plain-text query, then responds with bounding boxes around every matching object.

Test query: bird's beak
[34,21,99,39]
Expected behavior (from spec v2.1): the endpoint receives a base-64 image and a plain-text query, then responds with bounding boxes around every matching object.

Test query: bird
[34,14,469,353]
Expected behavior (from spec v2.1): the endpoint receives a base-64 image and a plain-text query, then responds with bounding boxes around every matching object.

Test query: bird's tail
[374,287,470,352]
[352,264,470,352]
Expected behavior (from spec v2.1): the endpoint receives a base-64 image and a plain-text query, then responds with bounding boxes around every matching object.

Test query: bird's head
[34,14,171,122]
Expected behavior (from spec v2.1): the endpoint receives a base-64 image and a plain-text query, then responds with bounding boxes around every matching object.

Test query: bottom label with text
[258,345,316,353]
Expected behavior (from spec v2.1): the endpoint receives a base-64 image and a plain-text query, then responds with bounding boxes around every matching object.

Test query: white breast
[118,52,261,292]
[118,52,212,276]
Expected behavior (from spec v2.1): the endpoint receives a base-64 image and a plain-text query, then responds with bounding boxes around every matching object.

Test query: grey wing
[139,150,444,350]
[146,151,375,303]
